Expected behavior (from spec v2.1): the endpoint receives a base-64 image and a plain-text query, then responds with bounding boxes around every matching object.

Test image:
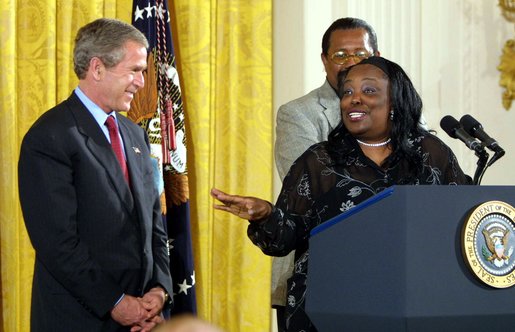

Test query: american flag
[129,0,196,314]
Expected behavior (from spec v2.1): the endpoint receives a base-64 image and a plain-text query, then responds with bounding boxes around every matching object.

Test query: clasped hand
[210,188,273,221]
[111,287,166,332]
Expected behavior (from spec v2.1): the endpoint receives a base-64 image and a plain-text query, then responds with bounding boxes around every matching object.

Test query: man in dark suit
[18,18,173,331]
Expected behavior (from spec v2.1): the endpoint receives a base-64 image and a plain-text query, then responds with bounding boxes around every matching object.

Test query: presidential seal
[462,201,515,288]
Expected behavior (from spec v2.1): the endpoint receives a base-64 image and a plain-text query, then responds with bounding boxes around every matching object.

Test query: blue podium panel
[306,186,515,332]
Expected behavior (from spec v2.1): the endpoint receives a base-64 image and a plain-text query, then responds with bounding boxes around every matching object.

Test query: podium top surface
[310,186,395,237]
[310,185,515,237]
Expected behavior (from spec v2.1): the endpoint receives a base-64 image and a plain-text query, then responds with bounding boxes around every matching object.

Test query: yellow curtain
[0,0,272,331]
[171,1,273,331]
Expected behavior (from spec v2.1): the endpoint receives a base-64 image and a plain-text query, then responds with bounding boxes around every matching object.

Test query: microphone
[440,115,484,154]
[460,114,505,157]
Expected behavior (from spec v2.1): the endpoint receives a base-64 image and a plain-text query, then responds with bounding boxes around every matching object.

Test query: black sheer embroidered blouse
[248,126,471,332]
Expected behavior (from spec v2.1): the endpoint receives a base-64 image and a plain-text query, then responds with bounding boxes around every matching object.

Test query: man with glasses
[273,17,379,331]
[275,17,379,180]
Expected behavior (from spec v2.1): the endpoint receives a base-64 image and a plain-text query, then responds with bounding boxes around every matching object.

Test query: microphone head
[460,114,482,135]
[440,115,460,139]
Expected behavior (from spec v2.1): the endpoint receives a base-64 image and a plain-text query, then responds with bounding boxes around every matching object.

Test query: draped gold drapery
[0,1,272,331]
[172,1,273,330]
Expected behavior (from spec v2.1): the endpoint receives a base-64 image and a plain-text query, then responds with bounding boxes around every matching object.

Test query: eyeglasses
[330,50,371,65]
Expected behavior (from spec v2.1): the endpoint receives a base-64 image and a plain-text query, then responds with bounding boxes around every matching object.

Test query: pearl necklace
[356,138,391,147]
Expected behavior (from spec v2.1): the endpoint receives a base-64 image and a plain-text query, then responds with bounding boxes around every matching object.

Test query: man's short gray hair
[73,18,149,79]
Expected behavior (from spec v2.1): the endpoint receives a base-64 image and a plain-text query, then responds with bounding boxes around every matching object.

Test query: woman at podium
[211,56,471,332]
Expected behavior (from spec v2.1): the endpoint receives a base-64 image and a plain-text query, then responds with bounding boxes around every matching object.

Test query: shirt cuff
[113,293,125,308]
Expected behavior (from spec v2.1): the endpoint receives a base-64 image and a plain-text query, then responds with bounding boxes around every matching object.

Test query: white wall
[273,0,514,191]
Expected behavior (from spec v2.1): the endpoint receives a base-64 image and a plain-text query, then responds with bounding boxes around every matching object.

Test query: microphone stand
[474,147,505,185]
[473,148,489,185]
[487,151,505,167]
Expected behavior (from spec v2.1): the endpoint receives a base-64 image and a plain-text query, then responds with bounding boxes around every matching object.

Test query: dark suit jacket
[18,92,173,331]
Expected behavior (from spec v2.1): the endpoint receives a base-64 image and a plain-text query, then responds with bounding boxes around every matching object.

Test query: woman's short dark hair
[321,17,379,55]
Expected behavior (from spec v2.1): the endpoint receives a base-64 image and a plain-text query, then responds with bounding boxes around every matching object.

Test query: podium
[306,186,515,332]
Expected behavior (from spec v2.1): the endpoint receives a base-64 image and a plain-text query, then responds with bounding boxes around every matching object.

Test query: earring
[390,109,394,121]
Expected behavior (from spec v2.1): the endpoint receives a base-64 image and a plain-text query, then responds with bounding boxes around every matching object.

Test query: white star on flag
[144,2,154,18]
[156,3,166,20]
[134,5,144,21]
[191,271,196,286]
[178,279,193,295]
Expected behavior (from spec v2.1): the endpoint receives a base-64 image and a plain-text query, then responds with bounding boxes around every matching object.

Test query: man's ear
[321,52,328,66]
[90,57,104,80]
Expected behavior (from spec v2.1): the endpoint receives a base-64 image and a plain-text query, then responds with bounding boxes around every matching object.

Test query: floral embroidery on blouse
[248,131,471,332]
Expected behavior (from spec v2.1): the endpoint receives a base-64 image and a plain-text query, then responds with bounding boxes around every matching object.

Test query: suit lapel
[118,118,144,198]
[118,117,150,242]
[318,80,341,130]
[66,93,135,212]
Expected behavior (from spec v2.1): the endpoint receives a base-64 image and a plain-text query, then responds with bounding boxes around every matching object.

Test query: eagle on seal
[482,228,511,265]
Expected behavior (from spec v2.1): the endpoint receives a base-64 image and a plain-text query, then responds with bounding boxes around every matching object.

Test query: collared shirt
[74,87,127,160]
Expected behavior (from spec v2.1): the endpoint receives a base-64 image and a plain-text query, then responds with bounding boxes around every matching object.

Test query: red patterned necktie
[105,116,129,183]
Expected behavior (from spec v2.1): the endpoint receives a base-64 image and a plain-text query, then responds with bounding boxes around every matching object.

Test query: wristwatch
[157,286,171,305]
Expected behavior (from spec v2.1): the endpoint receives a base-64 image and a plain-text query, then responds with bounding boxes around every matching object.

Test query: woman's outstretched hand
[210,188,273,221]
